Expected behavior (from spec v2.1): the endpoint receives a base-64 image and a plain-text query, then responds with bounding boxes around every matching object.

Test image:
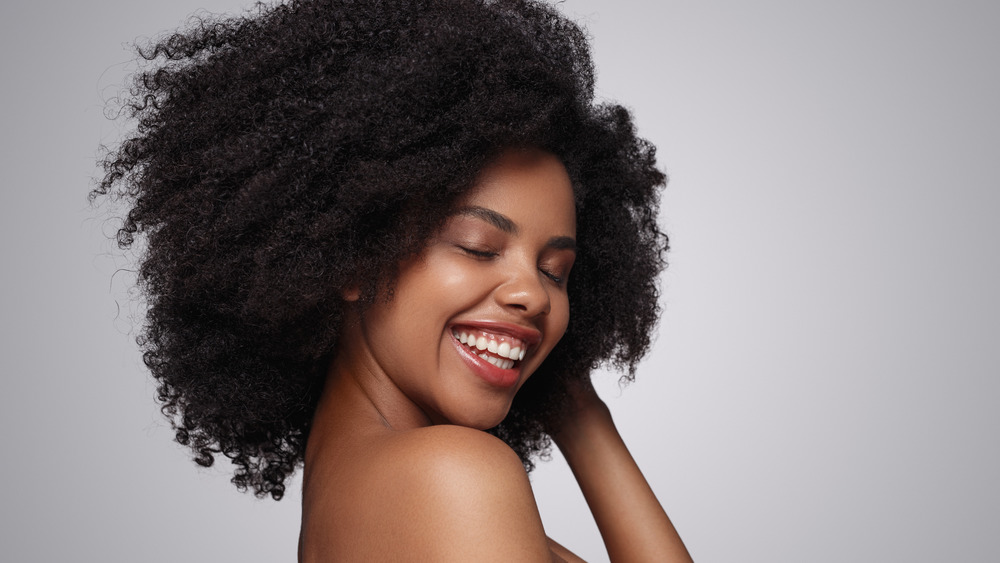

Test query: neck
[313,307,437,435]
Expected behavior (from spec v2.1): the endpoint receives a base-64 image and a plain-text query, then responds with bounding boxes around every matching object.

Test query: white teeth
[455,328,529,367]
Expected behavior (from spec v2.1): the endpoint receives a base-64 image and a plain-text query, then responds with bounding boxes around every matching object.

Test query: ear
[341,285,361,302]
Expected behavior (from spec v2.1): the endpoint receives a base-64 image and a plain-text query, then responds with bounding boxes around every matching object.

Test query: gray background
[2,0,998,561]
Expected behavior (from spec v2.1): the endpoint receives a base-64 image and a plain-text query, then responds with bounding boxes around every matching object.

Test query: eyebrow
[455,205,577,253]
[456,206,518,234]
[547,236,577,252]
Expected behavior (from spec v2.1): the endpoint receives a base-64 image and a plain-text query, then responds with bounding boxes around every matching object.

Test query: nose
[495,262,551,318]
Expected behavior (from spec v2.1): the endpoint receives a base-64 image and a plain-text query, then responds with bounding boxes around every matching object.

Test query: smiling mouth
[451,328,528,370]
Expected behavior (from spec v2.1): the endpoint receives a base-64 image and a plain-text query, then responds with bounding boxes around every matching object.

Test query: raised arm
[551,383,693,562]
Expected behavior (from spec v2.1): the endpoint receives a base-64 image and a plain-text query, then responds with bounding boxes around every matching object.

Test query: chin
[444,399,513,430]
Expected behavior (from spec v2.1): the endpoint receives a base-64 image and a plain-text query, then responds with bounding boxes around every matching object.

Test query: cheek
[424,254,495,302]
[393,256,468,309]
[545,293,572,348]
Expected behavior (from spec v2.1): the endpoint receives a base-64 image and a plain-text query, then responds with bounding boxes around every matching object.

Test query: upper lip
[448,320,542,346]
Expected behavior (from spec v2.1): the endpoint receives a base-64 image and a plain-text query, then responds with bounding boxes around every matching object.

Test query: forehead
[457,150,576,236]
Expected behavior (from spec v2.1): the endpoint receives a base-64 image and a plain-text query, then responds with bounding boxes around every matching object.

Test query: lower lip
[451,335,521,388]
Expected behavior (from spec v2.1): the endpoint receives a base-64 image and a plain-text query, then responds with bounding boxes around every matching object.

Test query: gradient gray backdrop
[2,1,998,561]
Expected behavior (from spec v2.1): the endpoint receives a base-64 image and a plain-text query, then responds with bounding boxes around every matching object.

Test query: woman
[95,0,691,560]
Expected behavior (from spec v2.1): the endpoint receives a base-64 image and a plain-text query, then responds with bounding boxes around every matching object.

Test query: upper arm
[378,426,554,562]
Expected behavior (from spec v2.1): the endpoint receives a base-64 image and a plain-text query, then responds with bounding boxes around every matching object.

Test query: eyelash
[458,246,565,285]
[459,247,497,259]
[542,270,565,285]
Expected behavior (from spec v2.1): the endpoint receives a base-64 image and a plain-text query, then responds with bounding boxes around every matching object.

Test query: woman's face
[348,149,576,429]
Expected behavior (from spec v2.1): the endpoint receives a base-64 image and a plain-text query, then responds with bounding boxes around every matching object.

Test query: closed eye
[540,253,573,287]
[540,268,565,285]
[458,246,498,259]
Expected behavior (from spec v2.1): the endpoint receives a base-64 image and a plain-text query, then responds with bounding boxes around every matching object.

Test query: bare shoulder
[372,425,553,561]
[300,425,573,562]
[380,425,535,512]
[388,424,524,475]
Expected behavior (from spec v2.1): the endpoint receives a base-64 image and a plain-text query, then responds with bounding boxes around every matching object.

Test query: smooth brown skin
[298,150,692,562]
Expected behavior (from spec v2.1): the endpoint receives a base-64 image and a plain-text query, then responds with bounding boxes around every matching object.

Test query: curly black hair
[94,0,667,500]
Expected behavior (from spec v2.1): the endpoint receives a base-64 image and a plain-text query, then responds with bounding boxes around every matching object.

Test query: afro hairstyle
[94,0,668,500]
